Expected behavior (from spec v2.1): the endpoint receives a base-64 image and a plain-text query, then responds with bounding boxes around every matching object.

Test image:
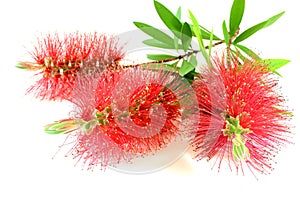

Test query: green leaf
[200,28,220,40]
[264,59,290,70]
[189,10,210,64]
[222,20,229,45]
[143,39,175,49]
[200,25,221,40]
[174,6,182,50]
[154,1,182,34]
[234,11,285,43]
[164,61,181,72]
[189,11,204,49]
[181,22,193,51]
[263,58,290,76]
[179,60,195,76]
[208,28,214,56]
[190,25,221,40]
[229,0,245,36]
[147,62,180,72]
[235,44,260,60]
[174,37,179,50]
[176,6,181,20]
[189,55,197,66]
[164,61,180,73]
[133,22,174,46]
[202,30,220,40]
[147,54,176,61]
[231,48,247,63]
[184,70,197,84]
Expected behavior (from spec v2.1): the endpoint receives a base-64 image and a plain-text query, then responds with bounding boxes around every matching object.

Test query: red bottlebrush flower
[192,56,292,175]
[19,32,124,100]
[47,66,198,169]
[94,68,183,154]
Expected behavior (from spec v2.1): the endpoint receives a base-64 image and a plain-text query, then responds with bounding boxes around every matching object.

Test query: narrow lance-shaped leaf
[154,1,182,36]
[235,44,260,60]
[222,20,229,45]
[163,61,181,73]
[147,54,176,61]
[231,48,248,63]
[229,0,245,36]
[181,22,193,52]
[234,11,285,43]
[208,28,214,56]
[189,54,197,66]
[174,6,182,50]
[176,6,181,20]
[133,22,174,46]
[190,24,221,40]
[200,25,221,40]
[189,10,211,65]
[143,39,175,49]
[189,11,204,49]
[147,62,180,73]
[179,60,195,76]
[263,59,290,76]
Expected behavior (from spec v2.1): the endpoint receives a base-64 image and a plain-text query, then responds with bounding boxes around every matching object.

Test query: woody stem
[120,40,224,69]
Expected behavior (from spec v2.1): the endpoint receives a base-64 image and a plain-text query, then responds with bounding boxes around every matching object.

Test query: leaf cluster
[134,0,289,78]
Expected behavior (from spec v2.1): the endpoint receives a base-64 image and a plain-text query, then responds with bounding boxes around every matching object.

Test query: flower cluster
[192,57,292,174]
[18,0,293,176]
[20,32,124,100]
[46,66,198,169]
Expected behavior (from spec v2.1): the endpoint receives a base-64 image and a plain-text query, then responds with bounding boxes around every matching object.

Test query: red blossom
[22,32,124,100]
[60,66,197,169]
[94,72,181,154]
[192,56,292,175]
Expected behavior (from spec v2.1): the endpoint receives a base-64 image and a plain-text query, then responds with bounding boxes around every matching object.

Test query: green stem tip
[223,114,251,162]
[44,119,78,135]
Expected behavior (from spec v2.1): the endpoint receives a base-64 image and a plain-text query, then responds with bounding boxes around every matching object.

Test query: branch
[120,40,224,68]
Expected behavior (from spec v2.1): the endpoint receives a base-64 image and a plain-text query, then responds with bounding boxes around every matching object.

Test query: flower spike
[192,55,292,175]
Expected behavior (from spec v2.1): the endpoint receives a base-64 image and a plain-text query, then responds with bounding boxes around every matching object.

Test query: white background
[0,0,299,199]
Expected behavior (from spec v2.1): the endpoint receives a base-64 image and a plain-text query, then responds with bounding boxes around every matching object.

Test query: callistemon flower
[18,32,124,100]
[45,66,198,169]
[192,56,292,175]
